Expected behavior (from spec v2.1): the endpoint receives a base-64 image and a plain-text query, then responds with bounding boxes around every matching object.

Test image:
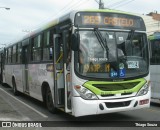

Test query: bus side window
[12,45,17,63]
[8,47,12,64]
[43,30,53,61]
[17,42,22,63]
[151,40,160,64]
[5,49,8,64]
[32,35,42,62]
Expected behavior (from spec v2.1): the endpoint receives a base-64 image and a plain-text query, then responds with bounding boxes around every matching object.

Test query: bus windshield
[75,30,149,79]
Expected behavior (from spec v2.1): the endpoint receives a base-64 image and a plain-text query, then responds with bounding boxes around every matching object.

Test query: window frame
[42,29,54,61]
[31,34,42,62]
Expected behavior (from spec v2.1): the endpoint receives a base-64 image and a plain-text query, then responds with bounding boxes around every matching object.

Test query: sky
[0,0,160,47]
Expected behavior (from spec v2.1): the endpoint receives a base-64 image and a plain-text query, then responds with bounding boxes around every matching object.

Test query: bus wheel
[12,79,19,96]
[46,87,56,113]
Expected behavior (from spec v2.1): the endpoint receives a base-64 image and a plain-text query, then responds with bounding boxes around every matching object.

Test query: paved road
[0,84,160,129]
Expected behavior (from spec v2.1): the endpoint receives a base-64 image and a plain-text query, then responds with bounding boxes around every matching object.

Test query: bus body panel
[28,63,54,101]
[4,65,13,87]
[150,64,160,99]
[4,64,54,102]
[72,92,150,117]
[4,65,24,92]
[14,65,24,93]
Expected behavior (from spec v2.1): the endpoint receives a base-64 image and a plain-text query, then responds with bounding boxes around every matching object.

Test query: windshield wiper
[127,29,135,55]
[94,28,109,60]
[94,28,109,51]
[128,29,135,45]
[94,28,119,72]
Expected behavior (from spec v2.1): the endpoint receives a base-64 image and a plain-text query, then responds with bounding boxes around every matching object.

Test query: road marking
[0,88,48,118]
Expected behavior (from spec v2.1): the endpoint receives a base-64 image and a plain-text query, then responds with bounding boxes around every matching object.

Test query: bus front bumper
[72,93,150,117]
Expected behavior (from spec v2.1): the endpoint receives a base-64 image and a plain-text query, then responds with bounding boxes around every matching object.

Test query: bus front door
[54,34,65,108]
[53,31,71,112]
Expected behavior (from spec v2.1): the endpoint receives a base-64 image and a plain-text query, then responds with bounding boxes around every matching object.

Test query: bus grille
[101,92,133,97]
[93,82,140,91]
[105,101,131,108]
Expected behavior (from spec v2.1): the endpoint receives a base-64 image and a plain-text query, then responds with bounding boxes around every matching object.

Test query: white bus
[148,32,160,103]
[1,9,150,117]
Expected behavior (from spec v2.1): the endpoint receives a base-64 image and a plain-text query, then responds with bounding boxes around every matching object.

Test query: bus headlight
[137,84,149,96]
[74,85,98,100]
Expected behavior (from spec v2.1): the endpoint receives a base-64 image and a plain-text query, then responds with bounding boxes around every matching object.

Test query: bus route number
[84,16,100,25]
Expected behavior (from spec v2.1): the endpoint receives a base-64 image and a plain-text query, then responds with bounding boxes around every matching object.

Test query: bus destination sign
[83,16,134,27]
[75,12,146,31]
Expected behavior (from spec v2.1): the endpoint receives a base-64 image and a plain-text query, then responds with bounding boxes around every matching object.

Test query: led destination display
[75,12,146,31]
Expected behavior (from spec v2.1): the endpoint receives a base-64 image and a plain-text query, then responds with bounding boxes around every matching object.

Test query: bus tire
[46,87,56,113]
[12,79,19,96]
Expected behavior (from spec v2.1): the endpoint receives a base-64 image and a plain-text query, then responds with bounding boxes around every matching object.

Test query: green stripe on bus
[148,35,155,40]
[83,78,146,95]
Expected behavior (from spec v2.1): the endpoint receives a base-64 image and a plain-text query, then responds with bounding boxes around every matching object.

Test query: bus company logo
[112,79,124,82]
[2,122,11,127]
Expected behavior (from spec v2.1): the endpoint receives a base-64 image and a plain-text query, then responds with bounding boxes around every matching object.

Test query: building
[140,11,160,36]
[147,11,160,21]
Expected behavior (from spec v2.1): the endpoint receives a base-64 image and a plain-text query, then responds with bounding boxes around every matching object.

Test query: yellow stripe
[56,52,63,64]
[55,52,64,80]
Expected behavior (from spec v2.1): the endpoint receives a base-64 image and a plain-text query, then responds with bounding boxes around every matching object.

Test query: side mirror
[71,33,80,51]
